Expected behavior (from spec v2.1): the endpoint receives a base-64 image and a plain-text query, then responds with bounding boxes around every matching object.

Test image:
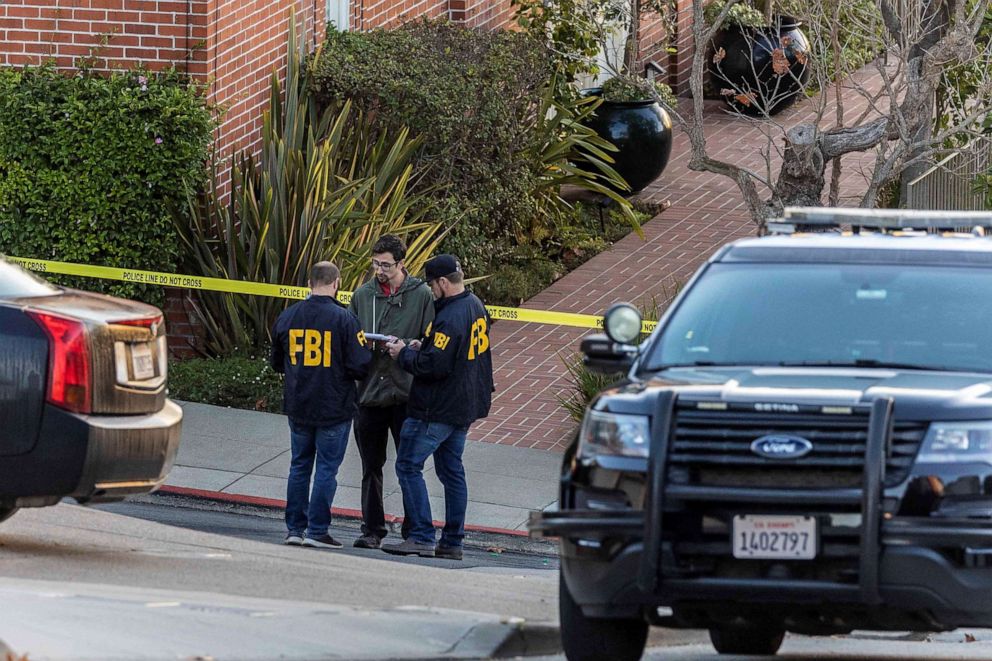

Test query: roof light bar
[779,207,992,231]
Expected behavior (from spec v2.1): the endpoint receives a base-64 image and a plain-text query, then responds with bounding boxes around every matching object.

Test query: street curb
[158,485,532,538]
[491,621,563,658]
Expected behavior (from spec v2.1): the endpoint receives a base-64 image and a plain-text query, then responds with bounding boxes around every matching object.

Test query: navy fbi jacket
[271,295,371,426]
[398,290,494,427]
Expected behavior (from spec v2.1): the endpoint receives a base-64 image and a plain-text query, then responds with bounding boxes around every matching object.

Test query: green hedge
[309,20,563,304]
[0,66,214,306]
[169,356,284,413]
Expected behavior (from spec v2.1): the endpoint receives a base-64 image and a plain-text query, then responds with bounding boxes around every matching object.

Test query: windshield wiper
[659,361,752,369]
[777,359,943,371]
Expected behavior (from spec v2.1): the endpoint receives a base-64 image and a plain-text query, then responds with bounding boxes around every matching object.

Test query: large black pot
[710,16,810,116]
[582,91,674,195]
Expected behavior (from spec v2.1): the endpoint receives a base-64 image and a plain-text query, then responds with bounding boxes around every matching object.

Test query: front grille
[667,402,926,489]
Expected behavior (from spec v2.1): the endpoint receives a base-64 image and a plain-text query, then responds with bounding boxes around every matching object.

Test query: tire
[0,507,18,524]
[709,624,785,655]
[559,572,648,661]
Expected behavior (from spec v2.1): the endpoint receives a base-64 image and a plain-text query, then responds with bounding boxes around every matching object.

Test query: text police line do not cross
[6,255,658,333]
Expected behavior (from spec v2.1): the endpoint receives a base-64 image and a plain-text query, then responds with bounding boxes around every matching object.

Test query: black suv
[530,208,992,660]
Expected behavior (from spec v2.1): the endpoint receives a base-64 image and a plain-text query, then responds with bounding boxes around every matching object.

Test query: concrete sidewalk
[162,402,562,536]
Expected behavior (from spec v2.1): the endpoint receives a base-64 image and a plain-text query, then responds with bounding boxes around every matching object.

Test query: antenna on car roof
[768,207,992,235]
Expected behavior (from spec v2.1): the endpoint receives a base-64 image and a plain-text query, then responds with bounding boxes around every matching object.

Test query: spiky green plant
[174,11,443,356]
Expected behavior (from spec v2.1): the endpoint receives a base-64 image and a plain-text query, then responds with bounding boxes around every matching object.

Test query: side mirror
[580,303,643,374]
[581,334,636,374]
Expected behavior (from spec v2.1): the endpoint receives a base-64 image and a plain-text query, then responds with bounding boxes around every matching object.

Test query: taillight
[26,310,92,414]
[113,315,163,331]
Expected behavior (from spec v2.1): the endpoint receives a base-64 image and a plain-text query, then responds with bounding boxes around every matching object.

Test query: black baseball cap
[424,254,461,282]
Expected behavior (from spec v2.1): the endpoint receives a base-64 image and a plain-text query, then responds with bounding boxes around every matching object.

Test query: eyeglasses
[372,259,398,271]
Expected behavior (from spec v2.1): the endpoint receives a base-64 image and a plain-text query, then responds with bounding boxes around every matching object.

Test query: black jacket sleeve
[343,313,372,382]
[398,316,459,380]
[270,314,286,374]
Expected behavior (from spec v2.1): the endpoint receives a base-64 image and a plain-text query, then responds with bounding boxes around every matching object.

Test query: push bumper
[530,393,992,629]
[532,507,992,627]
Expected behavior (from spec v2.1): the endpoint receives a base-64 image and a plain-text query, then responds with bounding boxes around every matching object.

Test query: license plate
[131,343,155,380]
[732,515,816,560]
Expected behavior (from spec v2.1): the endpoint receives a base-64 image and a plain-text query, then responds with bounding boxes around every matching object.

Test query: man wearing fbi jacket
[382,254,494,560]
[270,261,371,550]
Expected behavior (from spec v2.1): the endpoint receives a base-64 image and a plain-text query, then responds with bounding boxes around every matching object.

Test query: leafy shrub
[600,76,678,107]
[0,66,213,306]
[309,20,636,305]
[169,356,284,413]
[310,21,551,266]
[703,0,766,29]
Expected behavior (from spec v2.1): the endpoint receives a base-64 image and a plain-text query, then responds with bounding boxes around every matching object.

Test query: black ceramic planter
[710,17,810,116]
[583,92,674,195]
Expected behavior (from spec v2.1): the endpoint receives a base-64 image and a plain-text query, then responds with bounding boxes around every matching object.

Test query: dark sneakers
[303,534,344,549]
[381,539,436,557]
[353,534,381,549]
[434,545,463,560]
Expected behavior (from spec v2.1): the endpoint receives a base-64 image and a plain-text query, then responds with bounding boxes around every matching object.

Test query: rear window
[0,259,60,298]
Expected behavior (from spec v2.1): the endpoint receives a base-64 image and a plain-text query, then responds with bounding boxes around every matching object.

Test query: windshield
[0,258,59,298]
[643,263,992,373]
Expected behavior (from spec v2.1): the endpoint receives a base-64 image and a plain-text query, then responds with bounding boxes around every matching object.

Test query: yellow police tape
[7,256,658,332]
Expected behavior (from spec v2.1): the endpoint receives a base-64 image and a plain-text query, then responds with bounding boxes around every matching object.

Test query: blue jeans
[395,419,469,547]
[286,419,350,537]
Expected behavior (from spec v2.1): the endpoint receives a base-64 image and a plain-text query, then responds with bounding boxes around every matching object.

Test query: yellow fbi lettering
[468,317,490,360]
[289,329,333,367]
[433,332,451,350]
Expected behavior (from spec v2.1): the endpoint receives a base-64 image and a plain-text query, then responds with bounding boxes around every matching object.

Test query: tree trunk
[774,125,826,206]
[895,0,952,204]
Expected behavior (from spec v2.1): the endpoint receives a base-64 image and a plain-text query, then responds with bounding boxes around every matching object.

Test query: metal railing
[904,141,992,211]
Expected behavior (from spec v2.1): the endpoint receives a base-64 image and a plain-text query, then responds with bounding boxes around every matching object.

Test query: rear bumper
[0,400,182,506]
[71,399,183,501]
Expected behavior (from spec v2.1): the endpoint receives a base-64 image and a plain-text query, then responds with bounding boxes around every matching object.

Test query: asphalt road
[0,499,558,617]
[97,492,560,572]
[0,499,560,660]
[5,498,992,660]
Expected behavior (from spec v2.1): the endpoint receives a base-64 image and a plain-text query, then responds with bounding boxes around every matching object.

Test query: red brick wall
[459,0,514,30]
[354,0,446,29]
[163,288,204,357]
[0,0,209,73]
[0,0,323,170]
[206,1,324,165]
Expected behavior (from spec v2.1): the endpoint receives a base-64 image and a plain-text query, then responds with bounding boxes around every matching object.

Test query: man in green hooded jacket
[348,234,434,548]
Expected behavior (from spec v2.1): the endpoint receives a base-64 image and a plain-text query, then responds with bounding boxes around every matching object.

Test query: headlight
[917,421,992,464]
[579,410,651,458]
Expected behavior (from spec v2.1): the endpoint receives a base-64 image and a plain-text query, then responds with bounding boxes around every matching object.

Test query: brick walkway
[472,65,887,452]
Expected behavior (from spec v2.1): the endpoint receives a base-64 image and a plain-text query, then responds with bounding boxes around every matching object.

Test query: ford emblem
[750,435,813,460]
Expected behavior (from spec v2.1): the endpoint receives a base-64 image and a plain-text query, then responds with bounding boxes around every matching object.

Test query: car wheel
[709,624,785,655]
[0,506,18,524]
[559,572,648,661]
